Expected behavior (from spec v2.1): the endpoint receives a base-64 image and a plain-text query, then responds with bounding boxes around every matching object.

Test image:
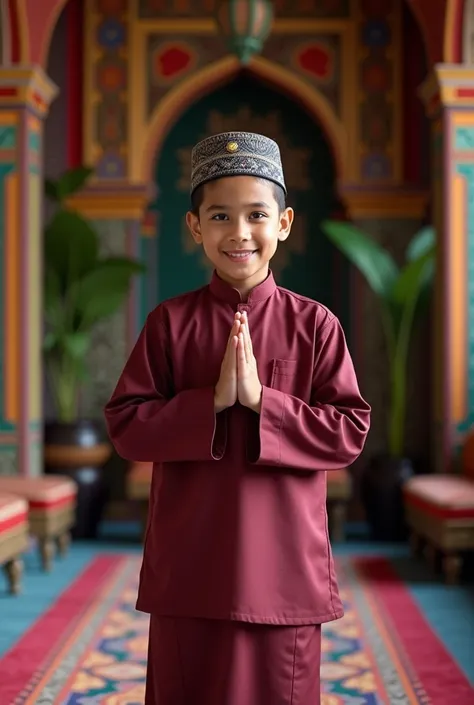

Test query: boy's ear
[278,207,294,242]
[186,211,202,244]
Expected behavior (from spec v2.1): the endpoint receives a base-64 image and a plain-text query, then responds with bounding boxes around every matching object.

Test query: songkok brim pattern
[190,131,287,196]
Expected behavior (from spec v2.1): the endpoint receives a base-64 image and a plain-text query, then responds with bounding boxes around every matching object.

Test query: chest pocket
[270,358,298,394]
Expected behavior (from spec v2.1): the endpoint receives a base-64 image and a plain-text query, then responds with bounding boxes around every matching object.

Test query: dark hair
[190,177,286,215]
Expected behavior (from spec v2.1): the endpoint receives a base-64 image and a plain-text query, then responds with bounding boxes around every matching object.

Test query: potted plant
[321,220,435,540]
[43,166,145,538]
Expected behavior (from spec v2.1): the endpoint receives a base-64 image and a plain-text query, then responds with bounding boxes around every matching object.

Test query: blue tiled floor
[1,523,473,684]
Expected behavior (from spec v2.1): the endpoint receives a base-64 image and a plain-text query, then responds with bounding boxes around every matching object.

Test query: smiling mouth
[223,250,258,262]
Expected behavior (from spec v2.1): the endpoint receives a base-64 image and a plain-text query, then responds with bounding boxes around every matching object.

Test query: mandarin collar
[209,270,277,305]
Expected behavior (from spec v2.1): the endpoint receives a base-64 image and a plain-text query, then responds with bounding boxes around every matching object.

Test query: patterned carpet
[0,554,472,704]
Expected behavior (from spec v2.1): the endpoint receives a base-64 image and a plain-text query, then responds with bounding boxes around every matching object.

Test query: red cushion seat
[0,492,29,594]
[404,475,474,520]
[0,493,28,537]
[0,476,76,512]
[0,477,76,572]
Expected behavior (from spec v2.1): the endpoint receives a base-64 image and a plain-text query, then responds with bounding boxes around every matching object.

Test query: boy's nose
[230,224,252,241]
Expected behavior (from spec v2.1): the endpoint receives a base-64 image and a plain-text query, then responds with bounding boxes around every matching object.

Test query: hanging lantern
[215,0,274,65]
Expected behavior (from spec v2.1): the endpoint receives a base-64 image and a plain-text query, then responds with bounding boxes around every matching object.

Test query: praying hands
[214,311,262,414]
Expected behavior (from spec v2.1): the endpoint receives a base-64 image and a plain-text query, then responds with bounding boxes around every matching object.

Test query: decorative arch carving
[406,0,439,65]
[38,0,70,66]
[407,0,464,64]
[140,55,346,185]
[445,0,465,62]
[4,0,71,66]
[3,0,28,62]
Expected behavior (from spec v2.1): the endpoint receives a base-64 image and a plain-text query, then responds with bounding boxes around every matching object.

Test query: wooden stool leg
[4,557,23,595]
[443,553,463,585]
[39,538,55,572]
[57,531,71,558]
[329,502,346,542]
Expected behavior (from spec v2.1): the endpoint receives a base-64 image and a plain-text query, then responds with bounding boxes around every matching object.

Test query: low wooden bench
[0,475,77,572]
[128,462,351,542]
[0,492,28,594]
[404,474,474,583]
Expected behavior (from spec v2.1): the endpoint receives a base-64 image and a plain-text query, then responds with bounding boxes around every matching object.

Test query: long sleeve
[104,312,227,463]
[252,316,370,471]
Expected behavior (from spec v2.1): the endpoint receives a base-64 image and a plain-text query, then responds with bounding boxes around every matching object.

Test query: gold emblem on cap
[226,141,239,153]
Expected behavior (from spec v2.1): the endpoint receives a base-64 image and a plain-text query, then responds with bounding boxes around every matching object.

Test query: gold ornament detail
[226,141,239,153]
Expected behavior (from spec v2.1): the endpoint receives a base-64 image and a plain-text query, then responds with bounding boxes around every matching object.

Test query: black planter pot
[44,420,112,539]
[360,455,415,542]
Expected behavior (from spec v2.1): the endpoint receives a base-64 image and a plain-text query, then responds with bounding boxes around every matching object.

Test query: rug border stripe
[53,559,140,703]
[354,557,474,705]
[354,561,423,703]
[23,556,132,705]
[360,570,433,702]
[0,555,125,705]
[338,571,392,702]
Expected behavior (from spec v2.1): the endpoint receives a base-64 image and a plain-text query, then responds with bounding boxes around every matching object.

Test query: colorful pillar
[421,65,474,471]
[0,66,57,476]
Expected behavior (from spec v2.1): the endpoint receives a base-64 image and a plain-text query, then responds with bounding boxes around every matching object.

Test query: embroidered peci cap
[190,131,287,196]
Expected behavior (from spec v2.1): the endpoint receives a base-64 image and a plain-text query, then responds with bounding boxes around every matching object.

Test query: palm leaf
[405,226,435,261]
[72,262,142,329]
[321,220,399,299]
[392,246,435,307]
[45,178,60,202]
[44,210,99,290]
[56,166,94,200]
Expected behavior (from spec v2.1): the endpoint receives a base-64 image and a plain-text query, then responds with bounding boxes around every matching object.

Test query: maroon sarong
[145,616,321,705]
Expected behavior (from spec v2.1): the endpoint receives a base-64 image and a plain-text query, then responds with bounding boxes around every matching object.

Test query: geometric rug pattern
[0,555,472,704]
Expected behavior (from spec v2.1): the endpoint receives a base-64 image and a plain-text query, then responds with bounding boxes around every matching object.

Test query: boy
[104,131,371,705]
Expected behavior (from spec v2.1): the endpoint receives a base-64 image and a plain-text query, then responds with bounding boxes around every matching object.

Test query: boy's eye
[250,212,266,219]
[211,213,228,221]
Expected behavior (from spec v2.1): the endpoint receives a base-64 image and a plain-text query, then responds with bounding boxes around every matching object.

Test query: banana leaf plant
[44,166,145,423]
[321,220,435,458]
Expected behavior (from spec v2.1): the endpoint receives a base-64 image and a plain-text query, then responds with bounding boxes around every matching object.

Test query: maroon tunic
[105,271,370,625]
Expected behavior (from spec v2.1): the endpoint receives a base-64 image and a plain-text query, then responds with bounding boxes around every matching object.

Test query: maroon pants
[145,616,321,705]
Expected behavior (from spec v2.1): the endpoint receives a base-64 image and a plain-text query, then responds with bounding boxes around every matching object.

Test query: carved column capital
[0,65,58,118]
[420,64,474,118]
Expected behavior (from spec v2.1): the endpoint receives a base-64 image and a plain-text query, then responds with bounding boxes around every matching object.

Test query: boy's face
[186,176,294,292]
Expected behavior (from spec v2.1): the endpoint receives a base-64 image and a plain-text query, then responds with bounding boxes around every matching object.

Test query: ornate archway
[139,55,346,185]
